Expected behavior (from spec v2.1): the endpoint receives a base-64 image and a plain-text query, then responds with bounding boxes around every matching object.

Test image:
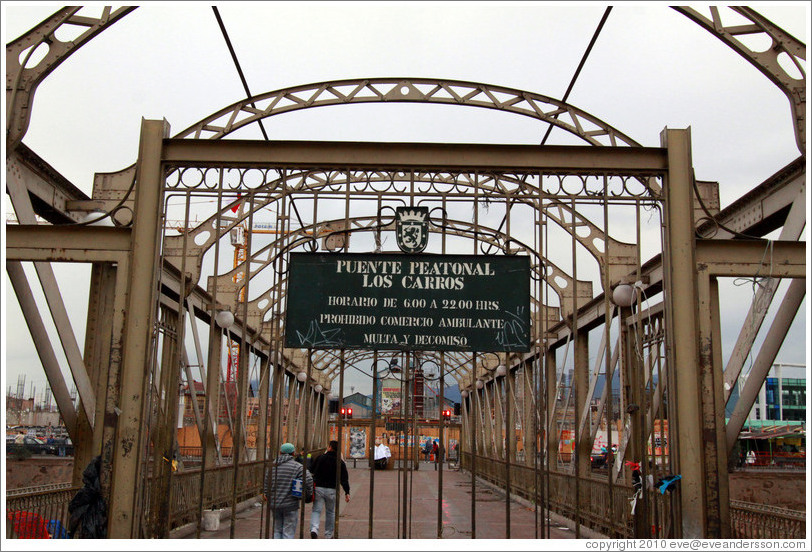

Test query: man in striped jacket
[265,442,313,538]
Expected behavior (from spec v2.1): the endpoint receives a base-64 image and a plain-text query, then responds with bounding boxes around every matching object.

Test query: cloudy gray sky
[3,3,809,403]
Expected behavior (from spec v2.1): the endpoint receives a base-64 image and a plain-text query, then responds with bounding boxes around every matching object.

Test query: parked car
[7,436,53,456]
[46,437,73,456]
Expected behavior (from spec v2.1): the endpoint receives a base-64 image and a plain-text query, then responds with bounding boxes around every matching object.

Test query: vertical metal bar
[470,353,477,539]
[257,354,270,468]
[602,178,615,533]
[660,127,699,538]
[437,351,445,539]
[152,306,182,538]
[197,182,225,536]
[401,351,409,539]
[336,349,345,538]
[105,119,168,538]
[300,349,313,538]
[694,270,724,537]
[409,352,417,539]
[369,350,378,539]
[505,365,513,538]
[66,261,113,485]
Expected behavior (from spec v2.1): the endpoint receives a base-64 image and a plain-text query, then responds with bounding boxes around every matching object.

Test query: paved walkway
[184,461,597,540]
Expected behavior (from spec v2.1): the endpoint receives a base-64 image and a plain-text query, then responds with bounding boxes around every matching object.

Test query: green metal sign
[284,253,530,352]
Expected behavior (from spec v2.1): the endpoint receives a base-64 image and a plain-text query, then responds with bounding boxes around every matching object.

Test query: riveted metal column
[504,367,515,538]
[257,354,271,462]
[105,119,168,538]
[545,347,558,469]
[523,360,536,468]
[75,262,117,482]
[204,326,223,465]
[573,327,589,538]
[151,306,182,538]
[697,265,730,539]
[660,127,702,538]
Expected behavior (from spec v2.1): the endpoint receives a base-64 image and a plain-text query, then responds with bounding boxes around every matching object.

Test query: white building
[738,363,806,424]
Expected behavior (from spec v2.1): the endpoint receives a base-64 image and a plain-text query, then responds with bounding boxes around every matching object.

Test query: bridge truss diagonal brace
[6,261,79,435]
[6,158,98,428]
[722,188,807,400]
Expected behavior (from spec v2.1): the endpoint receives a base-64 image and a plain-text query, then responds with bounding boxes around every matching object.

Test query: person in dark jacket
[265,442,313,538]
[308,440,350,538]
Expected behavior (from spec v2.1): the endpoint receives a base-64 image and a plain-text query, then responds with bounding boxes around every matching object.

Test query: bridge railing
[730,500,806,539]
[153,459,266,530]
[5,461,267,538]
[6,483,79,539]
[460,452,675,538]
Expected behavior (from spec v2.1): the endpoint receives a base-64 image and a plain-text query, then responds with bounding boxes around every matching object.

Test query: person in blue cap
[265,442,313,538]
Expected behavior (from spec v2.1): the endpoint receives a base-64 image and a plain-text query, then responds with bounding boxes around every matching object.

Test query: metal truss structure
[5,5,806,540]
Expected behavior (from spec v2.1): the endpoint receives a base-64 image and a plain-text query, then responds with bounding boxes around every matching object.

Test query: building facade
[740,363,806,423]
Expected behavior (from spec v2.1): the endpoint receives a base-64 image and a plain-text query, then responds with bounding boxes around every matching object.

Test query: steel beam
[660,128,703,538]
[695,272,728,538]
[104,119,168,538]
[75,262,118,484]
[722,191,806,399]
[696,157,805,239]
[7,158,98,428]
[726,278,806,450]
[6,145,88,224]
[163,139,667,173]
[6,261,78,435]
[5,225,131,261]
[695,239,805,278]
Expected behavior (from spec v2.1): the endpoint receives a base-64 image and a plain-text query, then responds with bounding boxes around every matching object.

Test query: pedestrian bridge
[5,5,806,542]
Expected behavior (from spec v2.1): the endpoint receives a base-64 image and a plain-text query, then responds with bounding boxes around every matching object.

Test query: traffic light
[442,408,452,419]
[340,407,353,419]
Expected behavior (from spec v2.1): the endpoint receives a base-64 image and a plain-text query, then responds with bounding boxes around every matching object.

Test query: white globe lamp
[611,283,636,308]
[214,310,234,329]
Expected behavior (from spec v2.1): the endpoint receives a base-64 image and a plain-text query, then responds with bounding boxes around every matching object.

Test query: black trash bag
[68,455,107,538]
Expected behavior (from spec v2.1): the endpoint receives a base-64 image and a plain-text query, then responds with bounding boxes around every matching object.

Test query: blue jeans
[309,487,336,538]
[273,509,298,539]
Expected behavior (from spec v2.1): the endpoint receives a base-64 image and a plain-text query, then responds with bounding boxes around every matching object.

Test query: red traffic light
[340,407,353,419]
[442,409,452,418]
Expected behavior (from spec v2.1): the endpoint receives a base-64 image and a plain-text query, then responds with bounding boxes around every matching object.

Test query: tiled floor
[189,462,595,540]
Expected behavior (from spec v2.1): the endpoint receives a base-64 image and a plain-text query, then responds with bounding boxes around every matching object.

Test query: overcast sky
[2,3,809,406]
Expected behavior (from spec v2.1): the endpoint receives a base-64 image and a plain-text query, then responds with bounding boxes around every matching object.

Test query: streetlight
[214,310,234,329]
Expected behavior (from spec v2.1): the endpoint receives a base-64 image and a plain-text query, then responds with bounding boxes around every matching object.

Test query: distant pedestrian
[422,440,431,463]
[746,450,756,465]
[309,440,350,539]
[432,440,441,470]
[265,442,313,538]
